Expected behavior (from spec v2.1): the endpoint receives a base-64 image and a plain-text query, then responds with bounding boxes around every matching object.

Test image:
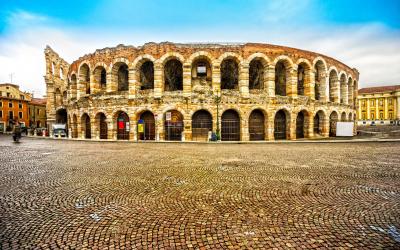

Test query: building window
[37,109,40,115]
[379,112,384,120]
[19,112,23,119]
[371,113,375,120]
[362,100,366,107]
[389,112,393,119]
[19,102,22,109]
[8,111,13,120]
[0,101,2,107]
[20,95,25,100]
[389,98,393,105]
[379,99,383,106]
[8,102,12,108]
[362,112,366,120]
[7,92,10,97]
[371,100,375,106]
[0,111,2,118]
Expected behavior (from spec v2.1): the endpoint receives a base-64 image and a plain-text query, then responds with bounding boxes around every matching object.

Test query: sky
[0,0,399,97]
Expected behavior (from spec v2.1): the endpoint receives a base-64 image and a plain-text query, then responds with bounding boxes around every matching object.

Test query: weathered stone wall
[45,42,359,140]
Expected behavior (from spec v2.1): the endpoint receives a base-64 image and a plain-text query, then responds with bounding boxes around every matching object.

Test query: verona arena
[44,42,358,141]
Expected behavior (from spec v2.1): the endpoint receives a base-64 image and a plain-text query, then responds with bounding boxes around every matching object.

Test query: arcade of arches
[44,43,358,141]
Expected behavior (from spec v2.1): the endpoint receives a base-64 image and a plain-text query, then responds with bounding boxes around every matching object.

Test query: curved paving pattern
[0,136,399,249]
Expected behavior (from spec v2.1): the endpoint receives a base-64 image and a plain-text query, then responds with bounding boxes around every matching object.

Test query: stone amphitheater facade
[44,42,358,141]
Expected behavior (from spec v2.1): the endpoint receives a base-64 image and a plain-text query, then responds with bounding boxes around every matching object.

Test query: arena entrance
[56,109,67,124]
[329,112,338,137]
[139,111,155,140]
[249,109,265,141]
[96,113,107,139]
[221,110,240,141]
[274,110,287,140]
[192,110,212,141]
[116,112,130,140]
[296,112,305,139]
[165,110,183,141]
[314,111,324,136]
[81,113,91,139]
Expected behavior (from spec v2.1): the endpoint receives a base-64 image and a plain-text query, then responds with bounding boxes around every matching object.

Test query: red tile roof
[30,98,47,105]
[358,85,400,94]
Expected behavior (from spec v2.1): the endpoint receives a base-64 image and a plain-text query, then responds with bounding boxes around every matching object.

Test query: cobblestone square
[0,136,399,249]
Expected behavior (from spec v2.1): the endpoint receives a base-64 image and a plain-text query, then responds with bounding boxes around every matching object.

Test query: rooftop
[30,98,47,105]
[358,85,400,94]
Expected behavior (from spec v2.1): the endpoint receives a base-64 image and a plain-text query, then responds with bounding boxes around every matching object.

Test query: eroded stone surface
[0,136,399,249]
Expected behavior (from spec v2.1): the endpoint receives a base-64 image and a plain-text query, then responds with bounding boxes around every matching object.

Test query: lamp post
[215,89,221,140]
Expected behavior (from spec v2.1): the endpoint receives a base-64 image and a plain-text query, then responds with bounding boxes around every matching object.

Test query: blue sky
[0,0,399,96]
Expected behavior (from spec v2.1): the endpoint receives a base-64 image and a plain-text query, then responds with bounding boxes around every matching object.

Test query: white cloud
[0,10,399,97]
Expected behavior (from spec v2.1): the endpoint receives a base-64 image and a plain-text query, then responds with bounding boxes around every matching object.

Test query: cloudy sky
[0,0,399,97]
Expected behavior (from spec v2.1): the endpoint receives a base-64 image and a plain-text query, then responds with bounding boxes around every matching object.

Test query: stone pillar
[183,63,191,98]
[107,121,113,140]
[106,72,115,92]
[241,118,249,141]
[321,115,329,138]
[358,99,362,120]
[384,98,388,120]
[131,120,137,141]
[91,120,96,139]
[183,118,192,141]
[333,79,340,103]
[212,63,221,94]
[287,67,297,97]
[265,65,275,97]
[342,83,348,105]
[375,98,379,120]
[154,62,163,98]
[289,115,296,140]
[306,70,315,100]
[77,122,82,139]
[366,98,370,120]
[266,115,274,140]
[306,114,314,138]
[239,63,249,98]
[89,73,96,95]
[128,68,137,99]
[321,72,329,102]
[348,84,354,106]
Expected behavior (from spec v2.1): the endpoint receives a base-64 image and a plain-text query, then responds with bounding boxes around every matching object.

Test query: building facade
[28,98,47,128]
[357,85,400,125]
[44,42,358,141]
[0,83,32,133]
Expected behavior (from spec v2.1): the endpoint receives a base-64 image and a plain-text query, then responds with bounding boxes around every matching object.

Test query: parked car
[53,124,67,138]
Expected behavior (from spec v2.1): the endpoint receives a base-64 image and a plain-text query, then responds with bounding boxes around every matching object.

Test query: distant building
[28,98,47,128]
[357,85,400,126]
[0,83,32,132]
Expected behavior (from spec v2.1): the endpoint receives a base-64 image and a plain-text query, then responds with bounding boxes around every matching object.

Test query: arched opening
[164,59,183,91]
[55,88,62,106]
[348,77,353,106]
[275,60,290,96]
[72,114,78,138]
[116,111,130,140]
[81,113,91,139]
[249,109,265,141]
[96,113,107,139]
[116,63,129,91]
[140,61,154,90]
[341,112,347,121]
[249,59,265,90]
[221,58,239,90]
[274,110,287,140]
[139,111,155,140]
[94,66,107,90]
[56,108,67,124]
[192,110,212,141]
[79,64,90,94]
[329,111,338,137]
[192,57,212,79]
[296,112,305,139]
[329,70,338,102]
[221,109,240,141]
[313,111,325,136]
[164,110,183,141]
[314,61,326,100]
[348,113,353,121]
[70,74,77,99]
[340,74,346,103]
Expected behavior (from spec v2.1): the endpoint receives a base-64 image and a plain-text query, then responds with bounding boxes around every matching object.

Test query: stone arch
[249,55,269,90]
[341,111,347,121]
[93,64,107,91]
[111,61,129,92]
[274,57,293,96]
[192,109,213,141]
[339,72,347,104]
[72,114,78,138]
[95,112,108,139]
[163,57,183,91]
[313,110,326,136]
[296,109,311,139]
[138,110,156,140]
[249,108,266,140]
[296,59,312,96]
[314,59,327,101]
[80,113,91,139]
[221,109,241,141]
[78,63,90,95]
[347,77,354,106]
[114,110,130,140]
[329,111,339,137]
[164,109,184,141]
[220,55,240,90]
[190,54,213,81]
[69,74,78,99]
[158,52,185,66]
[218,52,243,64]
[328,68,339,102]
[133,55,156,91]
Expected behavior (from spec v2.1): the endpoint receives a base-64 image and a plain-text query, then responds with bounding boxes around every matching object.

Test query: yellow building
[357,85,400,125]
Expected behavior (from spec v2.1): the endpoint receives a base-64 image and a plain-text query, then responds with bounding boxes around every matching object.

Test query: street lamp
[215,89,221,140]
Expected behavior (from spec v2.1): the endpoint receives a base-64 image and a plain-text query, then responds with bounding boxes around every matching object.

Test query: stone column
[396,96,400,119]
[366,98,370,120]
[183,63,191,98]
[306,70,315,100]
[128,68,137,99]
[342,83,348,105]
[91,120,96,139]
[106,72,115,92]
[289,114,296,140]
[239,63,249,99]
[348,84,354,106]
[131,120,137,141]
[358,99,362,120]
[384,98,388,120]
[322,73,329,102]
[154,62,163,98]
[287,67,297,97]
[241,118,249,141]
[107,121,114,140]
[375,98,379,120]
[183,118,192,141]
[77,122,82,139]
[266,65,275,97]
[306,114,314,138]
[321,115,329,138]
[212,63,221,94]
[266,115,275,140]
[333,79,340,103]
[89,73,96,95]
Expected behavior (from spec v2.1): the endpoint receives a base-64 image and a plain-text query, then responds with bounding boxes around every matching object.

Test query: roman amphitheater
[44,42,358,141]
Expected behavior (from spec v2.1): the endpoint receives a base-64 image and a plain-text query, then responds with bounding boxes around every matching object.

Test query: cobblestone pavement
[0,136,399,249]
